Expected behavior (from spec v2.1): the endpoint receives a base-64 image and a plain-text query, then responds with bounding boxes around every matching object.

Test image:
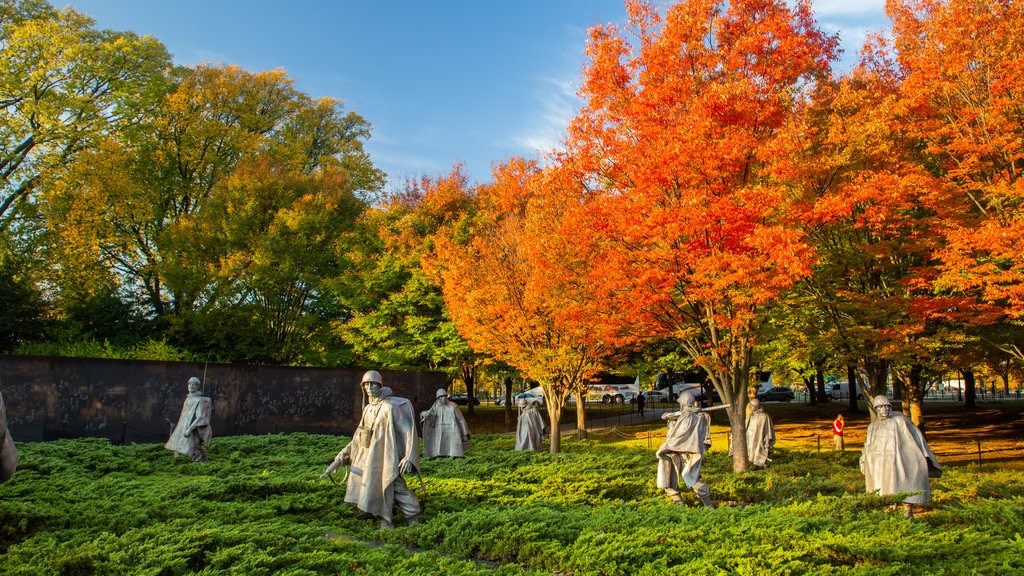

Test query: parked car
[514,392,544,407]
[757,386,795,402]
[449,393,480,406]
[640,389,671,403]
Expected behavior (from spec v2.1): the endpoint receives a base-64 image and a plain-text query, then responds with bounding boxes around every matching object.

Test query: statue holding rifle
[656,391,724,509]
[165,376,212,463]
[324,370,421,530]
[420,388,471,459]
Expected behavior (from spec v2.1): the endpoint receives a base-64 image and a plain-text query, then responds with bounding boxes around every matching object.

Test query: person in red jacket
[832,414,845,452]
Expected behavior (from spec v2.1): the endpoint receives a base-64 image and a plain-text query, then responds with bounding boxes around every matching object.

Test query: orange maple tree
[558,0,838,470]
[427,158,634,453]
[883,0,1024,360]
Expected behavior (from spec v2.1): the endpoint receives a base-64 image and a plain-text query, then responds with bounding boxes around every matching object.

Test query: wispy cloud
[510,75,580,157]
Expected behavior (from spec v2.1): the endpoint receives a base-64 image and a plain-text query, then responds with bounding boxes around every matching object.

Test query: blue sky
[63,1,888,189]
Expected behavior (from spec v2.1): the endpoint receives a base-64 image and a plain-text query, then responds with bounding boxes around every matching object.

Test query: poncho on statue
[656,400,711,490]
[745,399,775,468]
[515,399,546,451]
[339,386,420,522]
[165,377,212,463]
[860,395,940,504]
[1,390,17,483]
[421,389,471,458]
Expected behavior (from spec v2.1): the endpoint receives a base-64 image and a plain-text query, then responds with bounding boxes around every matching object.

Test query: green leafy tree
[0,247,47,351]
[0,0,171,231]
[340,168,483,407]
[40,64,383,363]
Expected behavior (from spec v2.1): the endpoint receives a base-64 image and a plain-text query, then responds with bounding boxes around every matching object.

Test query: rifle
[700,403,731,412]
[321,458,349,486]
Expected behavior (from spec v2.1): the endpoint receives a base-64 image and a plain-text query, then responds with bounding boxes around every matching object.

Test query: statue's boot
[694,482,714,509]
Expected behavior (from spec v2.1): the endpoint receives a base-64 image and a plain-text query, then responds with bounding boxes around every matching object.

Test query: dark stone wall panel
[0,356,443,444]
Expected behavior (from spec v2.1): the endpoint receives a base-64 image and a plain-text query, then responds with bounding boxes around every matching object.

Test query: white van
[826,382,863,400]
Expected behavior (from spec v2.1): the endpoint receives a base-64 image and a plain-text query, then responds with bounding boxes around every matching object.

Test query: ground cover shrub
[1,423,1022,575]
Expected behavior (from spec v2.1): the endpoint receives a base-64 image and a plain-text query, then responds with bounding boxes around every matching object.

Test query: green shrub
[1,432,1022,575]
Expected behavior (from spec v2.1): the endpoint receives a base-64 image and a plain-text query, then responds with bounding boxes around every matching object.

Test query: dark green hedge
[1,432,1022,575]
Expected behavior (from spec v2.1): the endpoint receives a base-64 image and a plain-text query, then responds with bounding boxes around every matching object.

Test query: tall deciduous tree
[40,64,383,362]
[561,0,837,470]
[0,0,171,231]
[429,159,631,452]
[339,167,482,408]
[885,0,1024,360]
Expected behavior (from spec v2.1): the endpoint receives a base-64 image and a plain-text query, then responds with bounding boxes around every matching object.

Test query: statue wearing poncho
[165,377,212,463]
[514,397,546,451]
[420,389,471,458]
[1,390,17,483]
[656,391,714,508]
[333,371,420,529]
[745,398,775,468]
[860,395,941,517]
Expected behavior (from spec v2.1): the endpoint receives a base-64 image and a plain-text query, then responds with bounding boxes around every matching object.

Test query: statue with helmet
[324,370,421,530]
[860,395,941,519]
[420,388,471,459]
[656,391,715,508]
[514,396,546,451]
[744,398,775,469]
[165,376,213,463]
[1,389,17,483]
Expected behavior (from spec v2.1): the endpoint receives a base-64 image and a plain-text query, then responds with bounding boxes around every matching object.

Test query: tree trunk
[540,384,567,453]
[905,364,926,429]
[815,366,827,404]
[546,403,562,453]
[461,363,476,416]
[802,374,816,406]
[575,392,588,440]
[847,364,860,413]
[726,403,749,472]
[962,368,977,410]
[864,358,889,398]
[502,378,513,431]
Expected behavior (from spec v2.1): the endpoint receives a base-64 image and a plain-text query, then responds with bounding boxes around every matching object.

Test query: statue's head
[436,389,448,400]
[187,377,201,393]
[516,397,528,408]
[678,391,697,408]
[872,395,892,418]
[748,398,761,412]
[362,370,383,401]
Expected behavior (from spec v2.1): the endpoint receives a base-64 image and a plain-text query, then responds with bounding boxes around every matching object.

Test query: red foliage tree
[428,159,634,452]
[559,0,838,470]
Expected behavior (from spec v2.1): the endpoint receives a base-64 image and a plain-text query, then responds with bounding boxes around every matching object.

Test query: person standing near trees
[656,391,714,509]
[832,414,845,451]
[165,377,212,463]
[860,396,941,519]
[515,397,546,451]
[636,390,646,417]
[420,389,471,458]
[325,370,421,530]
[1,389,17,483]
